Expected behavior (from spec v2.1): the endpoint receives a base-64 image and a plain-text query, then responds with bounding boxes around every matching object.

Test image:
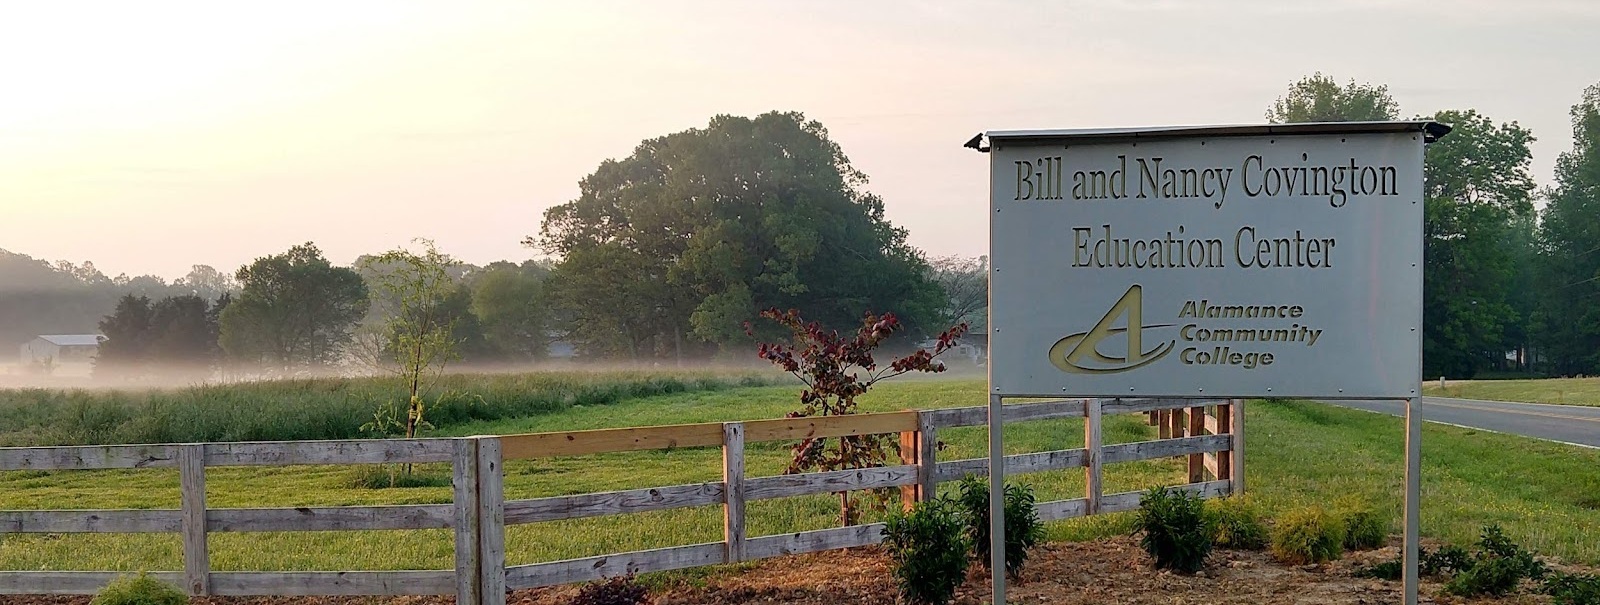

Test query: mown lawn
[1421,376,1600,407]
[2,379,1597,573]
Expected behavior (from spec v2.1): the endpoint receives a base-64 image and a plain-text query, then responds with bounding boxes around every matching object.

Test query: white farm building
[19,334,104,368]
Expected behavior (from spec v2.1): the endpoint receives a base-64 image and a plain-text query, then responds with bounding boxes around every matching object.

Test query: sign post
[978,122,1447,605]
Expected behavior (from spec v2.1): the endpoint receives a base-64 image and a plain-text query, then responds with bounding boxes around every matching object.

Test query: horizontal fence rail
[1,398,1243,604]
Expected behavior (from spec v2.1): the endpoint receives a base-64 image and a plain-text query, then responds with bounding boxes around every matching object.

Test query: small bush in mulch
[1206,495,1268,550]
[1544,571,1600,605]
[956,475,1046,580]
[1423,544,1473,577]
[1131,485,1213,573]
[882,497,971,605]
[1334,499,1388,551]
[1271,506,1345,565]
[571,574,650,605]
[1444,524,1548,598]
[90,573,185,605]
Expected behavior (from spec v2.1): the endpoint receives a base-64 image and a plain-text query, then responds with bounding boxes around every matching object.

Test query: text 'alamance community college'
[1011,152,1403,270]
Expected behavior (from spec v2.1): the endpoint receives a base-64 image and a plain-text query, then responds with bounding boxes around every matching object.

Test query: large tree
[1533,83,1600,375]
[218,243,369,369]
[1418,110,1536,378]
[94,293,223,381]
[1267,76,1537,378]
[1266,72,1399,123]
[532,111,942,359]
[470,260,552,360]
[928,255,987,332]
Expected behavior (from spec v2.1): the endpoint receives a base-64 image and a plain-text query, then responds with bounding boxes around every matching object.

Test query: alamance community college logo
[1048,284,1175,374]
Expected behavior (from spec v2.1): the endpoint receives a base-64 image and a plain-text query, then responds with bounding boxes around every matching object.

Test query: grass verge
[1421,376,1600,407]
[0,370,775,446]
[2,380,1596,573]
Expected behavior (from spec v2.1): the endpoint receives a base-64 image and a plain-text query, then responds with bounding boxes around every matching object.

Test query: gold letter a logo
[1049,285,1174,374]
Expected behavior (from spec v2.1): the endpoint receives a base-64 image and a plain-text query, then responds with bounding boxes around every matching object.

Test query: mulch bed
[6,536,1586,605]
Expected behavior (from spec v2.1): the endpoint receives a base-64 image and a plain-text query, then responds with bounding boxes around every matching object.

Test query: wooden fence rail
[0,398,1243,604]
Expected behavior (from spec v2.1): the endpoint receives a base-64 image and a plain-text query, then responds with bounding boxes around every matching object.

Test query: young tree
[751,308,967,525]
[219,243,369,370]
[1266,72,1399,123]
[359,240,462,440]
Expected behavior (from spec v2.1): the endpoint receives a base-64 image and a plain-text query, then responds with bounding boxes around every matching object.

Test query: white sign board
[988,126,1427,398]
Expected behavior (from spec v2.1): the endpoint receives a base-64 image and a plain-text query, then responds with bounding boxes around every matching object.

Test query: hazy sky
[2,1,1596,280]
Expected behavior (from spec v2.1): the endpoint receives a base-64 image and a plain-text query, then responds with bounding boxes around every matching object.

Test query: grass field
[2,379,1598,574]
[0,370,774,446]
[1422,376,1600,407]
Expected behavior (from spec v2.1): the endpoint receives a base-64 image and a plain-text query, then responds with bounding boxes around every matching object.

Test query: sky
[1,1,1596,281]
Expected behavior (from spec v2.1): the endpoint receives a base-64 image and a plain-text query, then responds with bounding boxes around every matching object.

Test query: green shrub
[1335,501,1388,551]
[1544,572,1600,605]
[1270,506,1345,565]
[881,498,972,605]
[1443,525,1547,598]
[1422,544,1472,577]
[1205,495,1268,550]
[90,573,185,605]
[1131,486,1213,573]
[1446,556,1526,597]
[1356,559,1403,581]
[570,574,650,605]
[955,476,1045,579]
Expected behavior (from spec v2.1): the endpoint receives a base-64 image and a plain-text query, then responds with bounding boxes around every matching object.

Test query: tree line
[6,74,1599,380]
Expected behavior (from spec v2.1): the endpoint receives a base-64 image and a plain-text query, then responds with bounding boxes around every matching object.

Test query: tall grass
[0,371,774,446]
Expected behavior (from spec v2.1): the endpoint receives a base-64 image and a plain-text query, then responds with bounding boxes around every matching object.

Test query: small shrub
[1544,572,1600,605]
[1356,559,1403,581]
[1270,506,1345,565]
[1422,544,1472,577]
[1336,502,1388,551]
[881,498,971,605]
[1443,525,1548,598]
[90,572,185,605]
[1446,556,1526,597]
[1205,495,1268,550]
[570,574,649,605]
[955,475,1046,580]
[1131,486,1213,573]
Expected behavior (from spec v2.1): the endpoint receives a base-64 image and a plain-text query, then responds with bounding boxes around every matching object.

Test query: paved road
[1324,396,1600,449]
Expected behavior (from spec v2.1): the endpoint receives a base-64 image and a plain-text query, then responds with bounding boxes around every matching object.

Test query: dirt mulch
[6,537,1583,605]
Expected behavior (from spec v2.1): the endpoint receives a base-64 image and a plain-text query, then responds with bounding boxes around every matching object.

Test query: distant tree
[358,240,461,440]
[219,243,369,370]
[95,294,154,379]
[1266,72,1399,123]
[533,111,942,359]
[928,255,988,332]
[95,293,228,381]
[174,265,237,301]
[1534,83,1600,374]
[1418,109,1536,378]
[471,262,551,359]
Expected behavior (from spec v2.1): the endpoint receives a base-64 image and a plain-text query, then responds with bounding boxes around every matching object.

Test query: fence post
[1230,399,1246,495]
[454,438,482,605]
[1157,409,1171,439]
[722,423,746,563]
[476,437,506,605]
[1187,406,1206,483]
[1084,399,1103,515]
[898,421,919,511]
[1215,402,1233,485]
[178,444,209,596]
[916,411,938,504]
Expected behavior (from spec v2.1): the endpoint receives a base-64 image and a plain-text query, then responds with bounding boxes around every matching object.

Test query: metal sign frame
[974,121,1447,605]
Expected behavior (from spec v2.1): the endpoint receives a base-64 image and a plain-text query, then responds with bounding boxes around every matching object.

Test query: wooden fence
[0,398,1242,603]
